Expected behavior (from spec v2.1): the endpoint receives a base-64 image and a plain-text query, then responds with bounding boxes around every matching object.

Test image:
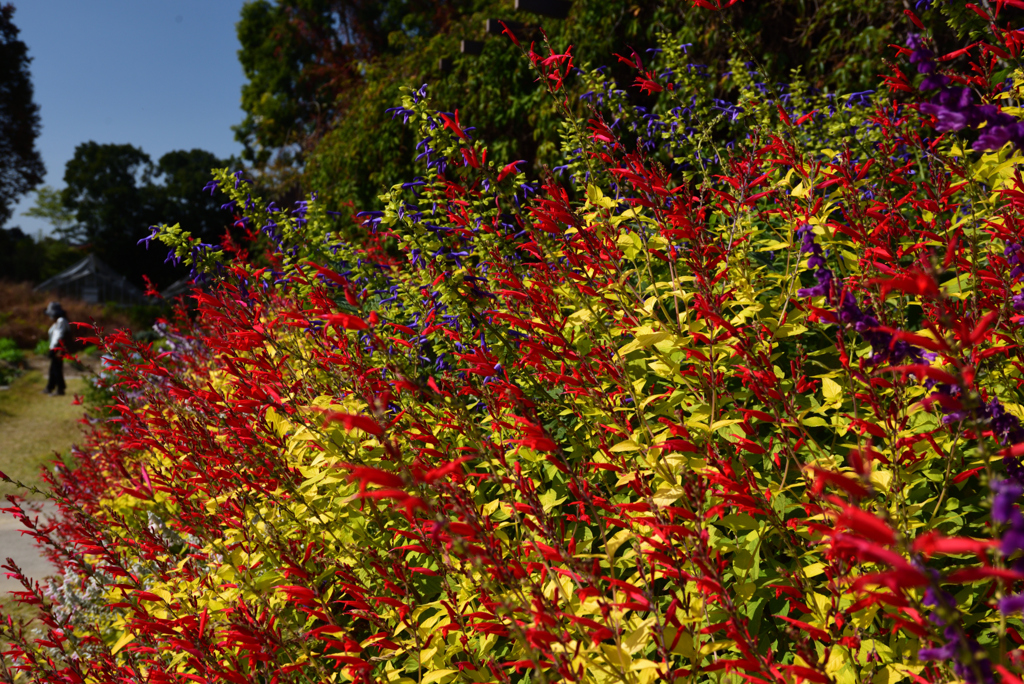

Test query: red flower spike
[947,567,1024,583]
[997,665,1024,684]
[316,410,384,436]
[969,311,999,346]
[833,505,898,546]
[868,272,940,298]
[439,110,468,141]
[324,313,369,330]
[912,531,998,557]
[806,466,870,499]
[497,20,519,46]
[347,466,404,490]
[882,364,959,386]
[904,9,925,29]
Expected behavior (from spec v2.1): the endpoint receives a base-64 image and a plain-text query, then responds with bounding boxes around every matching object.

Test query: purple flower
[920,102,973,131]
[919,643,958,661]
[993,479,1024,564]
[137,227,159,250]
[846,91,874,107]
[973,122,1024,151]
[999,594,1024,614]
[796,223,816,253]
[911,42,1024,150]
[908,41,935,74]
[921,73,951,90]
[1003,528,1024,558]
[920,626,995,684]
[981,400,1024,448]
[797,268,833,298]
[1006,242,1024,280]
[975,104,1018,128]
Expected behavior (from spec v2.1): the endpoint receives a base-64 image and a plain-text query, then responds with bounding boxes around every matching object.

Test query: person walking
[44,301,69,396]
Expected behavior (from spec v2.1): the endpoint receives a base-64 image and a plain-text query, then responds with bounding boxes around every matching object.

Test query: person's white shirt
[48,316,69,350]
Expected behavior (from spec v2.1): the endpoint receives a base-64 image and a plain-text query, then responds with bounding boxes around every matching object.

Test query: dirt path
[1,354,92,599]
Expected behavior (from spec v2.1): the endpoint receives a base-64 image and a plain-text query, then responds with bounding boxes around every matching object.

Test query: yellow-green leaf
[610,439,640,453]
[822,377,843,403]
[111,631,135,655]
[421,670,458,684]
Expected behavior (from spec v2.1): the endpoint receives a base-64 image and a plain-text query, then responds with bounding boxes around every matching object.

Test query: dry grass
[0,281,133,348]
[0,355,90,501]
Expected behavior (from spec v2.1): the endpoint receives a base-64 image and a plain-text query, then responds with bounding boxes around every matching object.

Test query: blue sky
[9,0,249,236]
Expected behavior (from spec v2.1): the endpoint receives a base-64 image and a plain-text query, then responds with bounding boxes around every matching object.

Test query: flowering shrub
[5,4,1024,684]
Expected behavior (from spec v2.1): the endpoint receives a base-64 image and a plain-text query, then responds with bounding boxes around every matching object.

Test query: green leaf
[111,631,135,655]
[538,489,567,512]
[821,377,842,403]
[652,485,686,507]
[421,670,458,684]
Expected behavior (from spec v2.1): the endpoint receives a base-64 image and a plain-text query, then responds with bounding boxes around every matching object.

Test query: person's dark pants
[47,350,65,395]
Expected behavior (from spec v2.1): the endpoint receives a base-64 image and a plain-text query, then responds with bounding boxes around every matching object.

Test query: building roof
[160,276,197,300]
[34,254,147,305]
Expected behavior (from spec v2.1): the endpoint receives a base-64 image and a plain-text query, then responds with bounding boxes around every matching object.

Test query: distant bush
[0,281,134,348]
[0,337,24,365]
[0,338,23,386]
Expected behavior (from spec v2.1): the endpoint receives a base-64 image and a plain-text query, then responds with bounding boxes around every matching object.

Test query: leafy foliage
[21,186,75,236]
[0,225,82,284]
[269,0,931,217]
[0,3,44,226]
[0,338,25,366]
[6,3,1024,684]
[234,0,463,166]
[0,337,24,385]
[53,143,232,289]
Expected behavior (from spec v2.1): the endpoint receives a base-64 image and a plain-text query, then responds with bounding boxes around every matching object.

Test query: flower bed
[4,5,1024,683]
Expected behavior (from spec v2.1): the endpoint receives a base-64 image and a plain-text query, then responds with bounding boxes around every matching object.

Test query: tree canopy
[234,0,463,165]
[37,142,232,289]
[236,0,939,220]
[0,3,44,226]
[0,225,79,283]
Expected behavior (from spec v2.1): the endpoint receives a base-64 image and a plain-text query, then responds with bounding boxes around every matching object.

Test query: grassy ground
[0,355,88,501]
[0,354,87,675]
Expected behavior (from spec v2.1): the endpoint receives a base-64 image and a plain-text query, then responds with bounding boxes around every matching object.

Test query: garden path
[0,501,58,594]
[1,354,90,596]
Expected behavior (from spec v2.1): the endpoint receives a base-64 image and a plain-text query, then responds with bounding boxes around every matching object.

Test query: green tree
[0,226,81,283]
[60,142,229,288]
[60,142,155,248]
[0,4,44,226]
[234,0,467,167]
[243,0,929,223]
[22,185,76,234]
[153,148,232,245]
